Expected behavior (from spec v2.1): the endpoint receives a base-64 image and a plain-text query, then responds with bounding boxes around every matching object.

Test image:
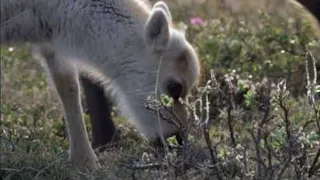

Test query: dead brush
[122,59,319,180]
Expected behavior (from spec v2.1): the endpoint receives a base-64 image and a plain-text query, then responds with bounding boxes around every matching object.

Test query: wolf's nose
[167,81,183,100]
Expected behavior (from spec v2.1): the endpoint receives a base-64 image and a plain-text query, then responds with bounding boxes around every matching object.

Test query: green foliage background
[1,0,319,179]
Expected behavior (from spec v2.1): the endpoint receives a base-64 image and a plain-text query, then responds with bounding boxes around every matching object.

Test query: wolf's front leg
[80,76,120,151]
[38,46,99,169]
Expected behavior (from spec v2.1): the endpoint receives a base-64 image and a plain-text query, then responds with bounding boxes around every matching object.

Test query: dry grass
[1,0,320,179]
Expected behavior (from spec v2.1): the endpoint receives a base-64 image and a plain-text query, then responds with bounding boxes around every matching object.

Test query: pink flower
[190,17,205,26]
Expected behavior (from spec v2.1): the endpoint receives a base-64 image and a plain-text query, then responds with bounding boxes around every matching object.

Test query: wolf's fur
[293,0,320,24]
[1,0,200,169]
[284,0,320,37]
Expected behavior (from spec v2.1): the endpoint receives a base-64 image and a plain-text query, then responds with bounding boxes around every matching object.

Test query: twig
[264,133,275,179]
[203,124,224,180]
[278,86,293,161]
[154,56,169,154]
[227,102,236,148]
[145,105,180,129]
[124,162,164,170]
[248,129,265,180]
[308,147,320,178]
[277,159,291,180]
[226,81,236,148]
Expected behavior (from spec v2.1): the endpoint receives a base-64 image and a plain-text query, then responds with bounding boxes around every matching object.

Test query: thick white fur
[0,0,200,169]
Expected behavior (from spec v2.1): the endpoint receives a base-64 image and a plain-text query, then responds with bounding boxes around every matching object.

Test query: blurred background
[1,0,319,179]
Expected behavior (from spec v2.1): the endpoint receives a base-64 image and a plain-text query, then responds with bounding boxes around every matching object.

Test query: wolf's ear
[144,8,170,53]
[153,1,172,22]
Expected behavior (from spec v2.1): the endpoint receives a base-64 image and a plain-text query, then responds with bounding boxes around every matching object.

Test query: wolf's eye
[167,80,183,100]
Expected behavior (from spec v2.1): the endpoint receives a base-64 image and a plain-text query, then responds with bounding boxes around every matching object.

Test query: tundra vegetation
[1,0,320,179]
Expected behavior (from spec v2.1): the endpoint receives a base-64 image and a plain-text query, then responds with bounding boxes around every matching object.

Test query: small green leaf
[160,94,173,107]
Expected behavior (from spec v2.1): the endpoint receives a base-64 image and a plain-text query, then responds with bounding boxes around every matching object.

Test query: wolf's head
[119,1,200,143]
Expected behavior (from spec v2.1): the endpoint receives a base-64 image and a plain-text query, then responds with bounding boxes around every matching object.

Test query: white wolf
[1,0,200,169]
